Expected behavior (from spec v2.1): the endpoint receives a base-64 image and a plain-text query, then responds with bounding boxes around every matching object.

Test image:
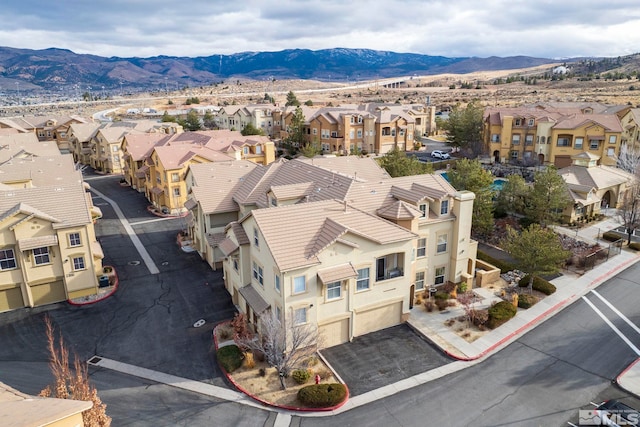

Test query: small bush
[297,383,347,408]
[518,275,556,295]
[602,231,621,242]
[487,301,517,329]
[434,292,450,300]
[218,327,231,340]
[217,345,243,373]
[629,242,640,251]
[258,368,266,377]
[435,299,449,311]
[518,293,538,309]
[292,369,312,385]
[243,351,255,369]
[424,300,435,312]
[472,309,489,327]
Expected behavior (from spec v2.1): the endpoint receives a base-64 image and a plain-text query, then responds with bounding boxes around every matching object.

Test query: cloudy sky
[2,0,639,59]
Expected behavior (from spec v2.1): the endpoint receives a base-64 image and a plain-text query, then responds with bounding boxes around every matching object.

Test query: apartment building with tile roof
[484,102,625,167]
[0,133,61,164]
[184,155,476,347]
[0,154,105,312]
[0,114,90,154]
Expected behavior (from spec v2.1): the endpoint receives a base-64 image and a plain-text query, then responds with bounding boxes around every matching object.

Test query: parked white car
[431,150,451,160]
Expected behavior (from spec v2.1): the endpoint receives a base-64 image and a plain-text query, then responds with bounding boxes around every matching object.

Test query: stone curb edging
[212,320,350,412]
[67,266,119,307]
[441,253,640,362]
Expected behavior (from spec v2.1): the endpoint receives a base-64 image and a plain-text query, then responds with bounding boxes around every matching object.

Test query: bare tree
[615,143,640,175]
[235,309,319,390]
[618,182,640,244]
[39,316,111,427]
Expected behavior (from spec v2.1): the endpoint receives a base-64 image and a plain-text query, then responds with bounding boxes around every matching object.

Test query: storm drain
[88,356,102,365]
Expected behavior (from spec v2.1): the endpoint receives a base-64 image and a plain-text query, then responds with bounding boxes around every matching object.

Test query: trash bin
[98,275,110,288]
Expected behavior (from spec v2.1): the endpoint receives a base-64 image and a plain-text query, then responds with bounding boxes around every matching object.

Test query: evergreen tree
[285,106,306,146]
[527,166,570,226]
[502,224,569,293]
[448,159,494,236]
[376,148,433,177]
[439,101,484,157]
[285,91,300,107]
[241,123,265,136]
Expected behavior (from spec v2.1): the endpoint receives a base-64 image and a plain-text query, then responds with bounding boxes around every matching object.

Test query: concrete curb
[615,357,640,399]
[439,252,640,362]
[67,266,119,306]
[212,320,350,412]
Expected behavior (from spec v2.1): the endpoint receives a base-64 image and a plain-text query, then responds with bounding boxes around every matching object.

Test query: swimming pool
[439,172,508,191]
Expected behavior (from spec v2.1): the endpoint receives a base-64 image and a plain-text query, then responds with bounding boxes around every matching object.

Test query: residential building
[68,122,101,165]
[216,105,275,137]
[0,381,92,427]
[0,114,90,153]
[0,155,104,312]
[617,107,640,151]
[558,152,635,222]
[0,133,61,164]
[188,156,476,348]
[484,103,625,167]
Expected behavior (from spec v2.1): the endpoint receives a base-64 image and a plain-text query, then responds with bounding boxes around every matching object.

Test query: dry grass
[228,357,337,407]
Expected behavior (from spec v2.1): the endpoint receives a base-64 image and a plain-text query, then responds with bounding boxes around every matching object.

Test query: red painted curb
[67,266,119,306]
[616,357,640,385]
[444,254,640,362]
[212,320,350,412]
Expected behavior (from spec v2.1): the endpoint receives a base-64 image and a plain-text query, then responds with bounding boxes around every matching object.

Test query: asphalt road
[2,172,640,426]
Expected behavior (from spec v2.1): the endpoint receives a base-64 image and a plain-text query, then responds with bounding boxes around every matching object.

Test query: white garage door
[319,317,350,348]
[355,301,402,337]
[31,280,66,306]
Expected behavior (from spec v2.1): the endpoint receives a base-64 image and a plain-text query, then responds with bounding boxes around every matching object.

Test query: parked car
[431,150,451,160]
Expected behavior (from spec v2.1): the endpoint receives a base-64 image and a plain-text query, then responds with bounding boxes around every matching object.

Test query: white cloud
[0,0,639,58]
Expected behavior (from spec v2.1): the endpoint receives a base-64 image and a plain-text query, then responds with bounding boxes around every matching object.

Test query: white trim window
[574,137,584,149]
[415,271,425,290]
[417,238,426,258]
[0,248,16,270]
[33,247,50,265]
[253,228,259,247]
[72,256,85,271]
[437,235,448,253]
[293,276,306,294]
[69,232,81,247]
[419,204,427,218]
[326,281,341,300]
[252,261,264,286]
[356,268,370,291]
[440,200,449,215]
[274,274,281,293]
[435,266,446,285]
[293,307,307,325]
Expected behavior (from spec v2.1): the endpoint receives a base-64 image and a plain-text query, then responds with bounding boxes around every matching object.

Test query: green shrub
[602,231,622,242]
[434,292,450,300]
[518,275,557,295]
[292,369,312,385]
[217,345,243,373]
[297,383,347,408]
[517,293,538,309]
[487,301,517,329]
[629,242,640,251]
[435,298,449,311]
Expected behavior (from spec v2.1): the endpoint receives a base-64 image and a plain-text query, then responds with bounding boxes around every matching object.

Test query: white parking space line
[90,187,160,275]
[591,290,640,336]
[582,296,640,356]
[129,217,179,226]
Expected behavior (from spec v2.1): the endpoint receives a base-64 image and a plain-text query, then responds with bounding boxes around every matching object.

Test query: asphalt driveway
[320,324,453,396]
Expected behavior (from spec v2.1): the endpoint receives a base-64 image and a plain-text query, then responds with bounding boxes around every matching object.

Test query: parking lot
[320,324,452,396]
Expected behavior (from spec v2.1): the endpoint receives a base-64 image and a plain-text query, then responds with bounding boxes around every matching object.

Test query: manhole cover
[128,260,141,266]
[193,319,206,328]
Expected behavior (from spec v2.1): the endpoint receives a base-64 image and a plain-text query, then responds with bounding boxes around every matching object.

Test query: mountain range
[0,46,564,92]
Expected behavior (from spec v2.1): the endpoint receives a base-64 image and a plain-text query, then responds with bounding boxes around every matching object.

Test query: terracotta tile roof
[134,164,149,178]
[377,200,422,220]
[150,187,164,195]
[0,154,82,187]
[317,262,358,283]
[68,122,101,142]
[206,232,226,247]
[0,133,61,163]
[18,234,59,251]
[270,182,315,200]
[296,156,390,182]
[0,184,92,229]
[0,118,29,133]
[218,237,239,256]
[558,163,636,190]
[249,199,417,272]
[188,160,258,213]
[124,133,172,160]
[0,202,60,225]
[553,113,622,132]
[228,222,250,245]
[153,144,235,170]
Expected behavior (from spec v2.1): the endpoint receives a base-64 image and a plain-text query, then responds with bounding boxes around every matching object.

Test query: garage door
[554,155,572,168]
[319,317,350,348]
[31,280,66,306]
[355,301,402,336]
[0,286,25,312]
